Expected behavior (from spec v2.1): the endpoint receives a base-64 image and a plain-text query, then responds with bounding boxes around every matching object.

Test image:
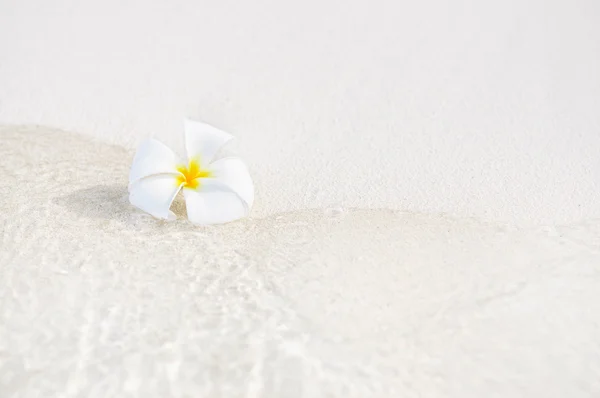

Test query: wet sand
[1,125,599,396]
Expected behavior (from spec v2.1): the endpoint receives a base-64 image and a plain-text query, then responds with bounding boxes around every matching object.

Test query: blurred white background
[1,0,598,224]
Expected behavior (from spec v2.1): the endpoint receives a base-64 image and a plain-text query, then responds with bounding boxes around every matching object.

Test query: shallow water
[1,126,599,397]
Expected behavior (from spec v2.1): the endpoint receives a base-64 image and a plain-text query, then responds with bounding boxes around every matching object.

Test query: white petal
[184,118,233,165]
[208,157,254,208]
[183,182,248,225]
[129,174,182,219]
[129,139,182,186]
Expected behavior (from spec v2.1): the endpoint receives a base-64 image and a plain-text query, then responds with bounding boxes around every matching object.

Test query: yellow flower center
[176,158,211,189]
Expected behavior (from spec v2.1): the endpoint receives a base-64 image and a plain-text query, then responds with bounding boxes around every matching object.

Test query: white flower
[128,119,254,225]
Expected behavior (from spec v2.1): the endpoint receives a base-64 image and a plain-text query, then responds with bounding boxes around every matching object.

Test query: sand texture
[1,125,599,397]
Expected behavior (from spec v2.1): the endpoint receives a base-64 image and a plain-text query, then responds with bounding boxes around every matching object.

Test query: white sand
[2,0,600,395]
[1,0,599,225]
[1,125,599,396]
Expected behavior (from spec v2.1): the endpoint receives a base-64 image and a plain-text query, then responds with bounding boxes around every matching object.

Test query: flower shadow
[53,184,188,224]
[53,184,131,221]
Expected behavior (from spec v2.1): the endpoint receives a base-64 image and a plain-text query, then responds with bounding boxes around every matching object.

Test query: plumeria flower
[128,119,254,225]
